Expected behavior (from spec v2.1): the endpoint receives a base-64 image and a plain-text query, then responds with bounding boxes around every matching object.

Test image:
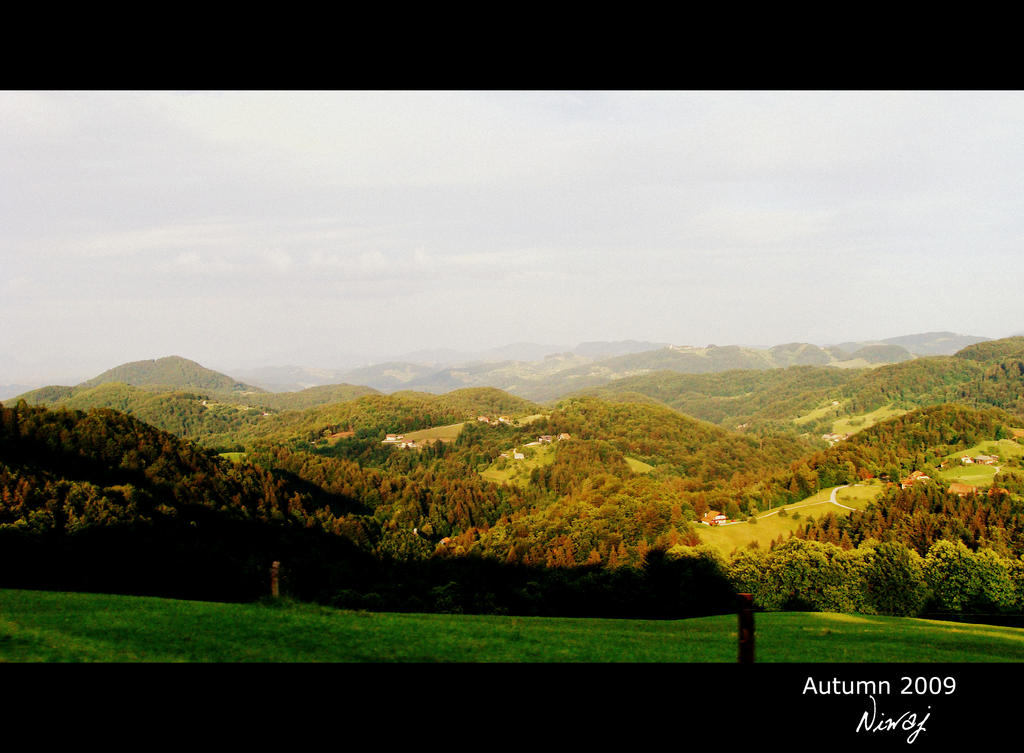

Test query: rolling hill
[6,334,1024,624]
[79,356,265,394]
[308,332,986,402]
[570,337,1024,443]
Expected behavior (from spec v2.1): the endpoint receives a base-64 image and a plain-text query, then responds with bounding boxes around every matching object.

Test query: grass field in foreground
[3,589,1023,662]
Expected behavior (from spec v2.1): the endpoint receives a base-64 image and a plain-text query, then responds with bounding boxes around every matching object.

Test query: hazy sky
[3,90,1023,382]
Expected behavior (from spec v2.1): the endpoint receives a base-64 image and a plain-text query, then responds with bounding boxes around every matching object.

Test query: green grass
[218,452,247,463]
[793,400,842,426]
[831,405,908,436]
[2,589,1023,662]
[479,443,556,486]
[934,439,1024,488]
[943,438,1024,464]
[695,484,882,556]
[938,464,999,487]
[401,422,466,444]
[624,456,654,474]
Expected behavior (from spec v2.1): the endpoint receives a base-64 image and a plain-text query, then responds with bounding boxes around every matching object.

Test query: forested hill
[247,384,381,411]
[0,401,378,601]
[15,355,265,408]
[12,382,275,445]
[9,380,540,455]
[795,403,1022,485]
[572,336,1024,437]
[6,384,1024,618]
[954,336,1024,363]
[790,403,1024,557]
[257,332,983,401]
[207,387,543,449]
[573,366,857,430]
[79,356,265,393]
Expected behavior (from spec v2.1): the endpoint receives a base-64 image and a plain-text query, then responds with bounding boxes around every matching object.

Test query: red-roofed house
[700,510,728,526]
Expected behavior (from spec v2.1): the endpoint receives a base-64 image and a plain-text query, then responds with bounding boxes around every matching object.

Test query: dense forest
[6,337,1024,620]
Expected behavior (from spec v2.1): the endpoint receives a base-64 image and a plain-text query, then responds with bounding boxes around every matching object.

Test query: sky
[3,90,1024,384]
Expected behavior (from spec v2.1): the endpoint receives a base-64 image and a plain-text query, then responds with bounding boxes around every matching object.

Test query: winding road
[741,484,857,523]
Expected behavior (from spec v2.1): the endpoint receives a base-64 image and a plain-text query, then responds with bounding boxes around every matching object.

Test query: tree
[922,539,1014,614]
[861,541,929,616]
[923,540,976,612]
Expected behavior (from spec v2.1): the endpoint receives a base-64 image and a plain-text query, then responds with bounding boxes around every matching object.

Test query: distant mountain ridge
[831,332,990,358]
[8,332,994,408]
[302,332,990,401]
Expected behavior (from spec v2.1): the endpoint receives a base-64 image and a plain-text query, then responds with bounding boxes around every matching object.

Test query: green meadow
[793,403,907,436]
[793,400,844,426]
[939,464,1000,487]
[695,484,882,556]
[400,422,466,444]
[831,405,908,436]
[479,443,556,486]
[624,456,655,474]
[935,439,1024,488]
[2,589,1023,662]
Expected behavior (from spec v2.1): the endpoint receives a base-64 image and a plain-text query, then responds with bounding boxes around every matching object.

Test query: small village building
[513,450,525,460]
[900,471,931,489]
[700,510,728,526]
[383,434,404,443]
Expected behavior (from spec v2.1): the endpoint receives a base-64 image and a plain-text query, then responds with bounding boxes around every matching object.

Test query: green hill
[881,330,990,356]
[848,343,915,364]
[7,340,1024,626]
[251,383,381,412]
[955,336,1024,363]
[0,400,380,602]
[317,340,927,403]
[573,365,857,431]
[570,337,1024,441]
[12,381,273,444]
[79,355,264,394]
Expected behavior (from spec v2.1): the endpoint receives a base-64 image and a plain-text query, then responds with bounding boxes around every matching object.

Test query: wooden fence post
[738,592,755,663]
[271,560,281,599]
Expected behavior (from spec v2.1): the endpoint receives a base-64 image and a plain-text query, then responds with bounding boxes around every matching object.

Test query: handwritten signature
[856,694,930,744]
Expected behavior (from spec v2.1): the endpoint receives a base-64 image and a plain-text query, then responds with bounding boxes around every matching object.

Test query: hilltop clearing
[695,483,884,556]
